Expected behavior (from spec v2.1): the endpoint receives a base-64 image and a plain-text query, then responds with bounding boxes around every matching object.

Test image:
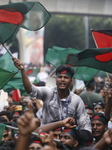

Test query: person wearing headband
[93,102,105,114]
[13,59,91,133]
[91,112,109,144]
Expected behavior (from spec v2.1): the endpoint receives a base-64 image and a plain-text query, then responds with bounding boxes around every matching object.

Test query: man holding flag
[12,57,92,133]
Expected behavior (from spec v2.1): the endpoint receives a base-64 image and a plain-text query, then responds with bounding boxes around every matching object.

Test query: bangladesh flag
[26,67,40,84]
[0,1,51,44]
[0,52,18,89]
[3,66,40,94]
[66,47,112,73]
[91,29,112,48]
[45,46,99,81]
[3,71,26,94]
[26,68,39,77]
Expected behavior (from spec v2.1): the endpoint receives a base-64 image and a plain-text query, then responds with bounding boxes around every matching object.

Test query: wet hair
[56,65,74,78]
[0,111,13,121]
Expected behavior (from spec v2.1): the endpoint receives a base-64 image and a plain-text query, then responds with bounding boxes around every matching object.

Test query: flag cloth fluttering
[0,52,18,89]
[12,89,21,102]
[3,70,26,94]
[91,29,112,48]
[45,46,99,81]
[0,1,51,44]
[66,47,112,73]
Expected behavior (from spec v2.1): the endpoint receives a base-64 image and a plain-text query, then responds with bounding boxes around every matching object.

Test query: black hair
[0,117,8,123]
[4,121,17,127]
[79,130,93,146]
[1,141,16,150]
[56,65,74,78]
[55,141,70,150]
[84,78,95,88]
[0,111,13,121]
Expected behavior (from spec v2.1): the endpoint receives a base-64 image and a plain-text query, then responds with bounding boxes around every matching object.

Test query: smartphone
[15,105,22,111]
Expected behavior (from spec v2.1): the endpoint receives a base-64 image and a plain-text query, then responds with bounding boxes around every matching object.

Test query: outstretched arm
[14,103,40,150]
[35,117,76,133]
[12,57,32,94]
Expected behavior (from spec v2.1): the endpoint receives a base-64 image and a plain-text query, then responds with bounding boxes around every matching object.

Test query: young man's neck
[58,89,69,99]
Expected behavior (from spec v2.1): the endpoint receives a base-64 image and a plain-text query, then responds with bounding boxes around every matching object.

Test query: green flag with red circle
[66,47,112,73]
[0,1,51,44]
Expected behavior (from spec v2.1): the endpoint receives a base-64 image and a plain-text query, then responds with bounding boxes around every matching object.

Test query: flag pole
[1,44,23,69]
[2,44,13,57]
[6,125,60,142]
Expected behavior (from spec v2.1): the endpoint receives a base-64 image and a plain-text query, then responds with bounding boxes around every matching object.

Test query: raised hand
[62,117,76,128]
[12,57,24,70]
[17,103,40,136]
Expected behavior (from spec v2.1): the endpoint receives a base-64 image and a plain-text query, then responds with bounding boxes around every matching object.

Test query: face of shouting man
[56,74,72,91]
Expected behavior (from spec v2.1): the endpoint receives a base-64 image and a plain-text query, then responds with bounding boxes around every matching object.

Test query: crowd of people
[0,57,112,150]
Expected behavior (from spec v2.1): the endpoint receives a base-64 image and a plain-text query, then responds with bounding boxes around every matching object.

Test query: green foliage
[44,14,85,55]
[44,14,112,57]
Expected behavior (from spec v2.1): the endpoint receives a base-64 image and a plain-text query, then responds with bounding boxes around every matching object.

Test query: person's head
[91,112,108,141]
[0,111,13,122]
[2,129,9,143]
[13,112,20,123]
[93,102,105,113]
[0,117,8,123]
[29,141,43,150]
[59,128,81,149]
[53,128,62,140]
[85,105,94,119]
[56,65,74,90]
[2,127,12,143]
[3,106,10,112]
[78,130,93,146]
[84,78,95,90]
